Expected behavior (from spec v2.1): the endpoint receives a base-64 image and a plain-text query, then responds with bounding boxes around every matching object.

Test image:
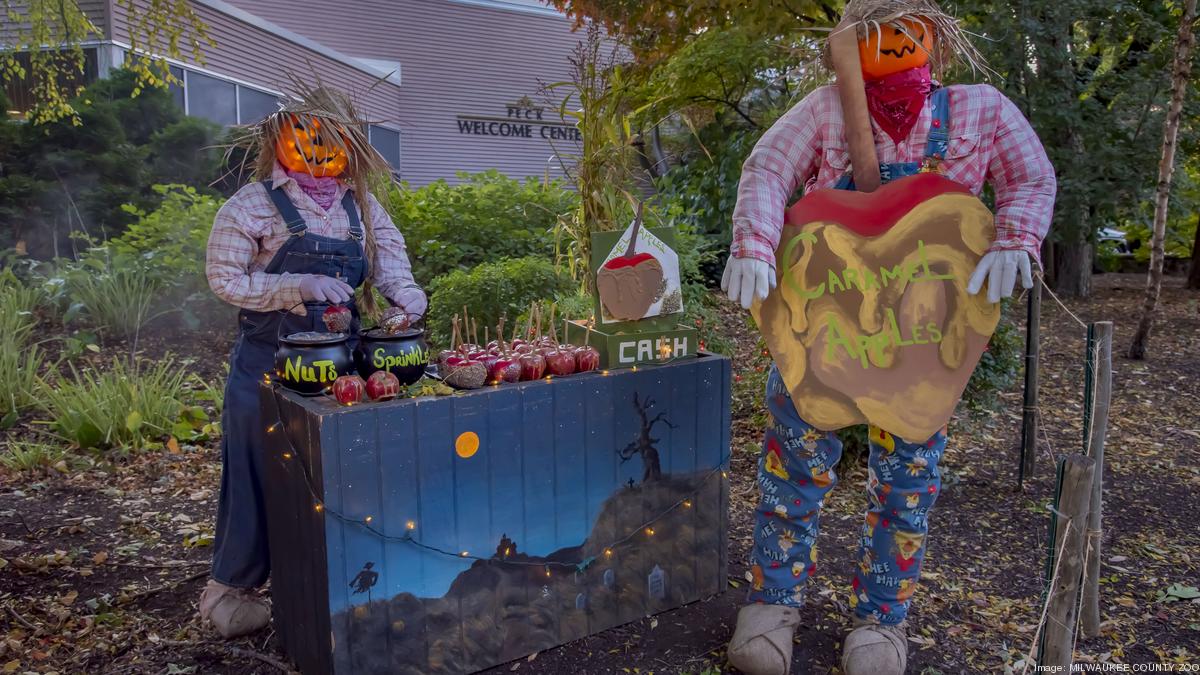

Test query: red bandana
[864,65,932,145]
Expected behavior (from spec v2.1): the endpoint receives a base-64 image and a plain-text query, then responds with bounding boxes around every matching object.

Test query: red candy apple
[575,346,600,373]
[322,305,353,333]
[332,374,367,405]
[545,346,576,377]
[518,351,546,381]
[365,370,401,401]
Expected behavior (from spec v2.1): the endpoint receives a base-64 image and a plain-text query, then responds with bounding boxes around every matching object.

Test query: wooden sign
[751,173,1001,440]
[592,223,683,332]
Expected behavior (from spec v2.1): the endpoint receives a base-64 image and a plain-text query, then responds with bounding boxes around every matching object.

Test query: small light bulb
[683,500,692,508]
[460,551,469,557]
[604,548,613,557]
[314,503,324,513]
[645,527,654,536]
[601,370,609,376]
[282,452,292,460]
[364,515,373,524]
[406,520,416,530]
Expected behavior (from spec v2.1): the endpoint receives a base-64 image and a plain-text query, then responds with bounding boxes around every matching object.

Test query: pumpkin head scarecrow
[722,2,1055,675]
[200,78,425,639]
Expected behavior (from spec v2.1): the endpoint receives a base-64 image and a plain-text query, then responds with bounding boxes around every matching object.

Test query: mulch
[1,273,1197,674]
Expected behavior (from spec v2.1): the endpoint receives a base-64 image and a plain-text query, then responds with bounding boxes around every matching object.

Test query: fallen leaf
[92,551,108,565]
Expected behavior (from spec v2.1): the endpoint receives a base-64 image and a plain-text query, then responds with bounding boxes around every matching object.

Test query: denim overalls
[211,184,367,588]
[748,87,951,626]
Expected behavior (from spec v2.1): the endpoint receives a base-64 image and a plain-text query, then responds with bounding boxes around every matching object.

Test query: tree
[1,0,213,124]
[1129,0,1198,360]
[1188,213,1200,289]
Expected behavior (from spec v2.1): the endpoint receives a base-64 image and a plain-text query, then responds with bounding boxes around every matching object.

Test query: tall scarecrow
[720,2,1056,674]
[200,79,425,638]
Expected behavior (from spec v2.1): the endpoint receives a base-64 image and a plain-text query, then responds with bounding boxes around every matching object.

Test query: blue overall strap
[924,87,951,160]
[341,190,363,241]
[261,181,308,236]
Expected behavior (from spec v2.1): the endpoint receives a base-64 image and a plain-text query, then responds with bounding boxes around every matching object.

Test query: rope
[267,385,729,573]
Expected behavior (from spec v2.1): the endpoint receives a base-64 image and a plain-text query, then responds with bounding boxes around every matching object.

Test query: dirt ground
[2,273,1197,674]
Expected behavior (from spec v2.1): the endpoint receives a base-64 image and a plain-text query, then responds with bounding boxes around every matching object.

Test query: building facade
[5,0,584,185]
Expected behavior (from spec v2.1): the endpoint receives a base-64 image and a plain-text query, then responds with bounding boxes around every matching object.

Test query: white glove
[721,256,777,310]
[393,286,428,319]
[967,250,1034,304]
[299,275,354,305]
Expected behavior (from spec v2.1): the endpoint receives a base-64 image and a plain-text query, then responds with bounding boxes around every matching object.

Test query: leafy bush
[35,356,190,451]
[387,171,575,284]
[427,257,574,347]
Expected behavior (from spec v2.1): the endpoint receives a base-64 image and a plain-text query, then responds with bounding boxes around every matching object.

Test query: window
[238,86,279,124]
[167,65,185,111]
[186,71,236,126]
[369,125,401,170]
[3,49,98,118]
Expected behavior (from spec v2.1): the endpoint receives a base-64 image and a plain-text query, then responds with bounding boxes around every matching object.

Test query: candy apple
[365,370,401,401]
[332,374,367,405]
[575,346,601,373]
[518,351,546,381]
[322,305,353,333]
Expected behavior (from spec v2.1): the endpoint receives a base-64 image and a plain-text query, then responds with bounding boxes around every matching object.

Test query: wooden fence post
[1019,279,1043,485]
[1081,322,1113,638]
[1038,454,1096,668]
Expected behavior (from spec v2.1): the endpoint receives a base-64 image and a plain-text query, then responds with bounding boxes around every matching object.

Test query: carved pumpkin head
[274,114,350,177]
[858,17,935,80]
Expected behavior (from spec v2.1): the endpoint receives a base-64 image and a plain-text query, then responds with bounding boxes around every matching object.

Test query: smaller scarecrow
[200,79,425,638]
[720,2,1056,674]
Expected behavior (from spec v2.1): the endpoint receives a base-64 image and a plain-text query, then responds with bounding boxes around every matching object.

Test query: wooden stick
[829,20,881,193]
[1020,278,1043,485]
[548,303,558,346]
[462,305,469,343]
[471,318,478,347]
[1038,454,1096,669]
[1081,321,1113,638]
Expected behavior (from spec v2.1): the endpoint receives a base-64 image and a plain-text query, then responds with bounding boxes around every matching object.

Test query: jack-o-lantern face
[858,17,935,81]
[275,114,349,177]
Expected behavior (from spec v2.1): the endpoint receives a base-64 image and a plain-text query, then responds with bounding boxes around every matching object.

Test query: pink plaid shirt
[731,83,1056,266]
[207,165,424,315]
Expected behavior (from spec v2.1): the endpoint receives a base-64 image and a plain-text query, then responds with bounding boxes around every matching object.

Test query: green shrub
[427,257,574,347]
[0,272,42,346]
[0,343,46,421]
[36,357,190,451]
[388,171,575,284]
[962,313,1023,415]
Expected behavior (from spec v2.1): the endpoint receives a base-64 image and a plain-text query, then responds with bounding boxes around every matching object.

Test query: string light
[282,452,292,460]
[267,390,729,574]
[601,370,610,376]
[267,423,280,433]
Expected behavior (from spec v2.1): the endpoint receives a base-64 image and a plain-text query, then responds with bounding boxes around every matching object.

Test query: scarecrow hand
[721,256,776,310]
[967,250,1033,304]
[300,275,354,305]
[394,285,428,319]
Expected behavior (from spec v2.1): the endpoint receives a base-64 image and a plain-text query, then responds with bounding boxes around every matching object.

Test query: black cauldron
[355,327,429,385]
[274,332,355,396]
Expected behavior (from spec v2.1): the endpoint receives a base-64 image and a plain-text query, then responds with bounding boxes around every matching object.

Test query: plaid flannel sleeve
[368,195,427,316]
[986,91,1057,265]
[205,189,307,313]
[729,94,823,268]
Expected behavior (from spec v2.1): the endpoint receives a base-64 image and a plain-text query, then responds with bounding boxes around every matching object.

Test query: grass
[0,439,67,474]
[36,356,190,451]
[69,267,162,342]
[0,278,43,347]
[0,342,48,421]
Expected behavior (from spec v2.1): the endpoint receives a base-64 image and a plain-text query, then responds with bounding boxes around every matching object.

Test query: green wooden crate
[565,319,699,370]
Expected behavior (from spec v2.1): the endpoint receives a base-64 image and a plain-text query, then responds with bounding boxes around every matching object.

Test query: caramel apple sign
[597,204,672,322]
[751,173,1001,441]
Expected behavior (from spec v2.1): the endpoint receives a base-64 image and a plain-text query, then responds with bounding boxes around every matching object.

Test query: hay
[823,0,991,77]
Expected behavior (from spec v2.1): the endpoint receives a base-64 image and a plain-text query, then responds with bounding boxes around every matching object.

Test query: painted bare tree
[618,393,676,483]
[1129,0,1198,359]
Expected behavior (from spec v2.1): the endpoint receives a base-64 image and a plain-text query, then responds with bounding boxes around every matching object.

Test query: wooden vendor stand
[259,353,731,674]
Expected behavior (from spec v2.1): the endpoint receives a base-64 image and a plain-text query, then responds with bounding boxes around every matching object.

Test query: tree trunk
[1054,239,1093,298]
[1186,213,1200,290]
[1129,0,1198,360]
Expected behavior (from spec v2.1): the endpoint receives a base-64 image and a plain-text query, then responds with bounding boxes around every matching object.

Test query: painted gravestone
[750,173,1000,441]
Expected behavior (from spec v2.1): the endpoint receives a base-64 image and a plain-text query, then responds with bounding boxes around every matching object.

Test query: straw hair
[827,0,989,77]
[224,71,397,320]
